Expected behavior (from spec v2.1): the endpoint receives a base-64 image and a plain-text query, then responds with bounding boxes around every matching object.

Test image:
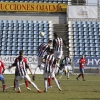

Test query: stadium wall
[0,13,66,24]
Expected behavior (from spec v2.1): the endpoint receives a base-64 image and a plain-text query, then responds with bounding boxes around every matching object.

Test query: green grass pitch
[0,74,100,100]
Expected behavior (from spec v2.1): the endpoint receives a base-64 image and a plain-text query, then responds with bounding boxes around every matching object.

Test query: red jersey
[0,60,5,74]
[79,58,87,68]
[14,57,28,64]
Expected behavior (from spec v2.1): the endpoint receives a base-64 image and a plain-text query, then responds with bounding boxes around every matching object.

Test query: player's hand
[32,75,35,81]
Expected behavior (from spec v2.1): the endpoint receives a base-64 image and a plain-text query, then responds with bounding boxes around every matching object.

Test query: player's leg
[81,68,85,81]
[0,74,6,92]
[13,78,16,90]
[43,72,48,92]
[47,76,52,88]
[24,74,42,93]
[24,80,31,91]
[51,72,62,91]
[76,68,82,81]
[15,76,24,93]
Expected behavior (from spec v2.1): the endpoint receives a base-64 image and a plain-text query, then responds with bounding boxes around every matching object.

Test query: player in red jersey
[76,55,87,81]
[0,60,6,92]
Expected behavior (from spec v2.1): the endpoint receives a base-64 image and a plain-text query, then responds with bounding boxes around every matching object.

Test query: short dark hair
[53,32,58,38]
[50,49,54,54]
[48,40,52,43]
[19,50,24,56]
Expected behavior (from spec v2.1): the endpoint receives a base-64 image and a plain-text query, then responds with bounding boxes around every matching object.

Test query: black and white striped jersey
[53,38,63,51]
[44,54,56,73]
[12,57,29,76]
[64,57,72,65]
[37,43,50,57]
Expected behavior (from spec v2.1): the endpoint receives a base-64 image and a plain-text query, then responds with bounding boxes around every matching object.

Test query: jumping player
[34,40,52,88]
[53,32,68,74]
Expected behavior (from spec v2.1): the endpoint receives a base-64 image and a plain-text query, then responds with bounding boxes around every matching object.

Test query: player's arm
[63,39,68,48]
[53,39,56,49]
[42,55,47,63]
[9,62,17,69]
[52,59,56,68]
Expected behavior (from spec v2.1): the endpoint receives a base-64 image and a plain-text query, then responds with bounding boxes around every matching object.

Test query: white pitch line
[5,83,25,89]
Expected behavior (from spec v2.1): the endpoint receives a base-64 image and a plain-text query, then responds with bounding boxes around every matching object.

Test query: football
[39,32,45,37]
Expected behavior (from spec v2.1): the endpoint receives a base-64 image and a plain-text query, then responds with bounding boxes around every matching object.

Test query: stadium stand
[0,20,53,55]
[68,21,100,57]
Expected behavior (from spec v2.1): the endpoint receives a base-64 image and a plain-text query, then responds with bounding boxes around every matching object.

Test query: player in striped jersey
[34,40,52,88]
[0,60,6,92]
[64,53,73,79]
[43,49,62,92]
[9,50,42,93]
[53,32,68,74]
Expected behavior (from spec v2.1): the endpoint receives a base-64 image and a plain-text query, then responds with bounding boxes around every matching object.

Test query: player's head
[48,40,52,46]
[53,32,58,38]
[18,50,24,61]
[82,54,84,58]
[50,49,54,54]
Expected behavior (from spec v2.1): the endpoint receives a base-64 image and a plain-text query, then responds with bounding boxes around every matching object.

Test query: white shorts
[64,65,72,72]
[15,74,31,82]
[43,71,55,78]
[54,51,63,59]
[38,57,42,65]
[53,67,59,74]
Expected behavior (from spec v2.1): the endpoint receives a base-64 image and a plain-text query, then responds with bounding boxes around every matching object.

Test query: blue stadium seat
[74,47,79,51]
[34,46,38,51]
[80,47,85,51]
[28,46,34,50]
[96,47,100,51]
[28,50,33,55]
[79,39,85,43]
[18,46,23,50]
[90,51,96,56]
[90,43,95,47]
[1,46,7,50]
[44,38,48,43]
[34,42,39,47]
[96,52,100,56]
[80,43,85,47]
[23,46,28,50]
[28,42,34,46]
[1,50,6,55]
[85,51,91,56]
[33,51,37,55]
[84,39,90,43]
[90,39,95,43]
[80,51,85,55]
[74,51,80,56]
[90,47,96,51]
[95,43,100,47]
[12,50,17,55]
[74,43,79,47]
[18,42,23,46]
[28,34,34,38]
[95,39,100,43]
[85,47,90,51]
[23,42,28,46]
[7,50,12,55]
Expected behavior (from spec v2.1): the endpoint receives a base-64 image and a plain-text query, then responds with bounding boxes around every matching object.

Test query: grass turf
[0,74,100,100]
